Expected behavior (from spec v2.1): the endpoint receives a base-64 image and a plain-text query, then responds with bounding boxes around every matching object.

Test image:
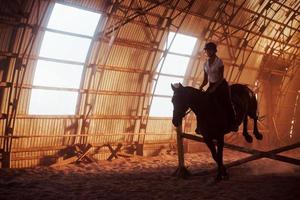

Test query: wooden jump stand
[173,125,300,178]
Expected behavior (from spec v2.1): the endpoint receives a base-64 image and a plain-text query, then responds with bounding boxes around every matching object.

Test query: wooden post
[176,125,184,168]
[2,135,12,168]
[2,150,11,168]
[173,125,191,178]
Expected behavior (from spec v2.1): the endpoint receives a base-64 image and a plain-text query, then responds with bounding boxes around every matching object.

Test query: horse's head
[171,83,190,127]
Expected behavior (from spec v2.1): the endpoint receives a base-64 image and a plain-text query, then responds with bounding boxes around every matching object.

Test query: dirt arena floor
[1,148,300,200]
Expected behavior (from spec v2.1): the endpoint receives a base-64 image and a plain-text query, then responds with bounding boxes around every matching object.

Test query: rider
[199,42,238,132]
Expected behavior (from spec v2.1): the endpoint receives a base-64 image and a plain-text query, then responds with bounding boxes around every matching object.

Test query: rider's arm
[199,71,208,91]
[220,64,224,79]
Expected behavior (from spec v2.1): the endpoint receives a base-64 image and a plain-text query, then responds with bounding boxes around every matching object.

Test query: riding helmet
[204,42,217,52]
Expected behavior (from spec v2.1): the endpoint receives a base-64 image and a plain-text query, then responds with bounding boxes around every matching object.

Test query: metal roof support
[202,0,247,83]
[136,0,196,148]
[126,2,175,134]
[1,0,50,168]
[105,0,172,35]
[75,0,134,141]
[134,0,183,153]
[76,0,172,144]
[226,0,287,83]
[255,2,300,120]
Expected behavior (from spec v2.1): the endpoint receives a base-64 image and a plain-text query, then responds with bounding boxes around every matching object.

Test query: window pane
[33,60,83,88]
[166,32,197,55]
[153,75,183,96]
[160,54,190,76]
[48,3,101,36]
[29,89,78,115]
[149,97,173,117]
[39,31,91,62]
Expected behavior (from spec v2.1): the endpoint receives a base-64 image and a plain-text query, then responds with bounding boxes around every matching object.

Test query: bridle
[173,91,192,120]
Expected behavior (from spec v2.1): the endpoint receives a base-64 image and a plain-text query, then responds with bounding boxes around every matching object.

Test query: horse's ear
[171,83,177,91]
[171,83,183,91]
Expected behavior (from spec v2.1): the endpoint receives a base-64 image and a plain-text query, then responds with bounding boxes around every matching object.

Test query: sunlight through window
[159,54,190,76]
[166,32,197,55]
[33,60,83,88]
[149,32,197,117]
[29,89,78,115]
[149,97,174,117]
[29,3,101,115]
[154,75,183,96]
[47,3,100,36]
[39,31,91,62]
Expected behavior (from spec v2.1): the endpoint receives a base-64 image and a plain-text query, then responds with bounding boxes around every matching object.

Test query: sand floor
[1,148,300,200]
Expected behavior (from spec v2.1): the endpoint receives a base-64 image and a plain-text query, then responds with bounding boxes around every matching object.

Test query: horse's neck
[185,87,205,113]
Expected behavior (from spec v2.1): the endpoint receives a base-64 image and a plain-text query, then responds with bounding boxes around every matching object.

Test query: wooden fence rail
[175,125,300,177]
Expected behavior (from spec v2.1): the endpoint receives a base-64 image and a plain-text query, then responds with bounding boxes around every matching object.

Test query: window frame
[149,32,197,117]
[28,2,102,115]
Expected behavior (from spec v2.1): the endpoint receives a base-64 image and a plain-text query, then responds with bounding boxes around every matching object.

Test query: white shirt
[203,56,224,83]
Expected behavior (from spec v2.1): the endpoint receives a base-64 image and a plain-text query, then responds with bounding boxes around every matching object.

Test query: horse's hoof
[222,174,229,180]
[215,174,222,181]
[215,173,229,181]
[173,166,191,179]
[254,133,263,140]
[244,135,253,143]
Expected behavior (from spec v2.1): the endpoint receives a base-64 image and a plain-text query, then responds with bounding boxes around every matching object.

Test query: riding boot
[225,83,239,132]
[229,103,238,132]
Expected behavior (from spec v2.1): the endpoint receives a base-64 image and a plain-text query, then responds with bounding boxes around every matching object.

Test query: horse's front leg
[253,116,263,140]
[216,135,228,180]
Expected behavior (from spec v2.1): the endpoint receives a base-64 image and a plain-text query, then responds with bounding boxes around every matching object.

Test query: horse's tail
[231,84,258,120]
[245,85,256,100]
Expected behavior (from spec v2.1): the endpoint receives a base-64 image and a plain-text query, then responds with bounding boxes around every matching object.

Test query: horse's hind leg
[253,116,263,140]
[248,96,263,140]
[243,116,253,143]
[204,137,217,162]
[248,99,263,140]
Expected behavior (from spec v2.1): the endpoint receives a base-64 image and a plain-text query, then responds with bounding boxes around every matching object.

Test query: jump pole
[173,123,300,178]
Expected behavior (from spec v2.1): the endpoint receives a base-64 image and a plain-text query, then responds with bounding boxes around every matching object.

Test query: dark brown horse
[171,82,263,180]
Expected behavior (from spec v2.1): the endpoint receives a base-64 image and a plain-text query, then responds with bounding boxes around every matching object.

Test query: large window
[149,32,197,117]
[29,3,101,115]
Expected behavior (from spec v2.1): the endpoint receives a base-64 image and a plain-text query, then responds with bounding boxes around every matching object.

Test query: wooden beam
[107,143,123,161]
[50,156,78,167]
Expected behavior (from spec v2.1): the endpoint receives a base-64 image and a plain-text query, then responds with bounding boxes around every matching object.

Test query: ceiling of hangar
[0,0,299,115]
[95,0,300,85]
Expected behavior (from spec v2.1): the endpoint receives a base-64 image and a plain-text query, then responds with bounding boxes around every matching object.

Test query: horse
[171,82,263,180]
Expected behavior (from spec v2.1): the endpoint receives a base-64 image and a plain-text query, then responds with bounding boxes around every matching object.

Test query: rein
[175,109,192,121]
[183,109,192,117]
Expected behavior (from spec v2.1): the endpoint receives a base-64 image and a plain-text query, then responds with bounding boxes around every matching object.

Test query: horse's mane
[178,86,200,98]
[179,86,207,108]
[183,86,203,95]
